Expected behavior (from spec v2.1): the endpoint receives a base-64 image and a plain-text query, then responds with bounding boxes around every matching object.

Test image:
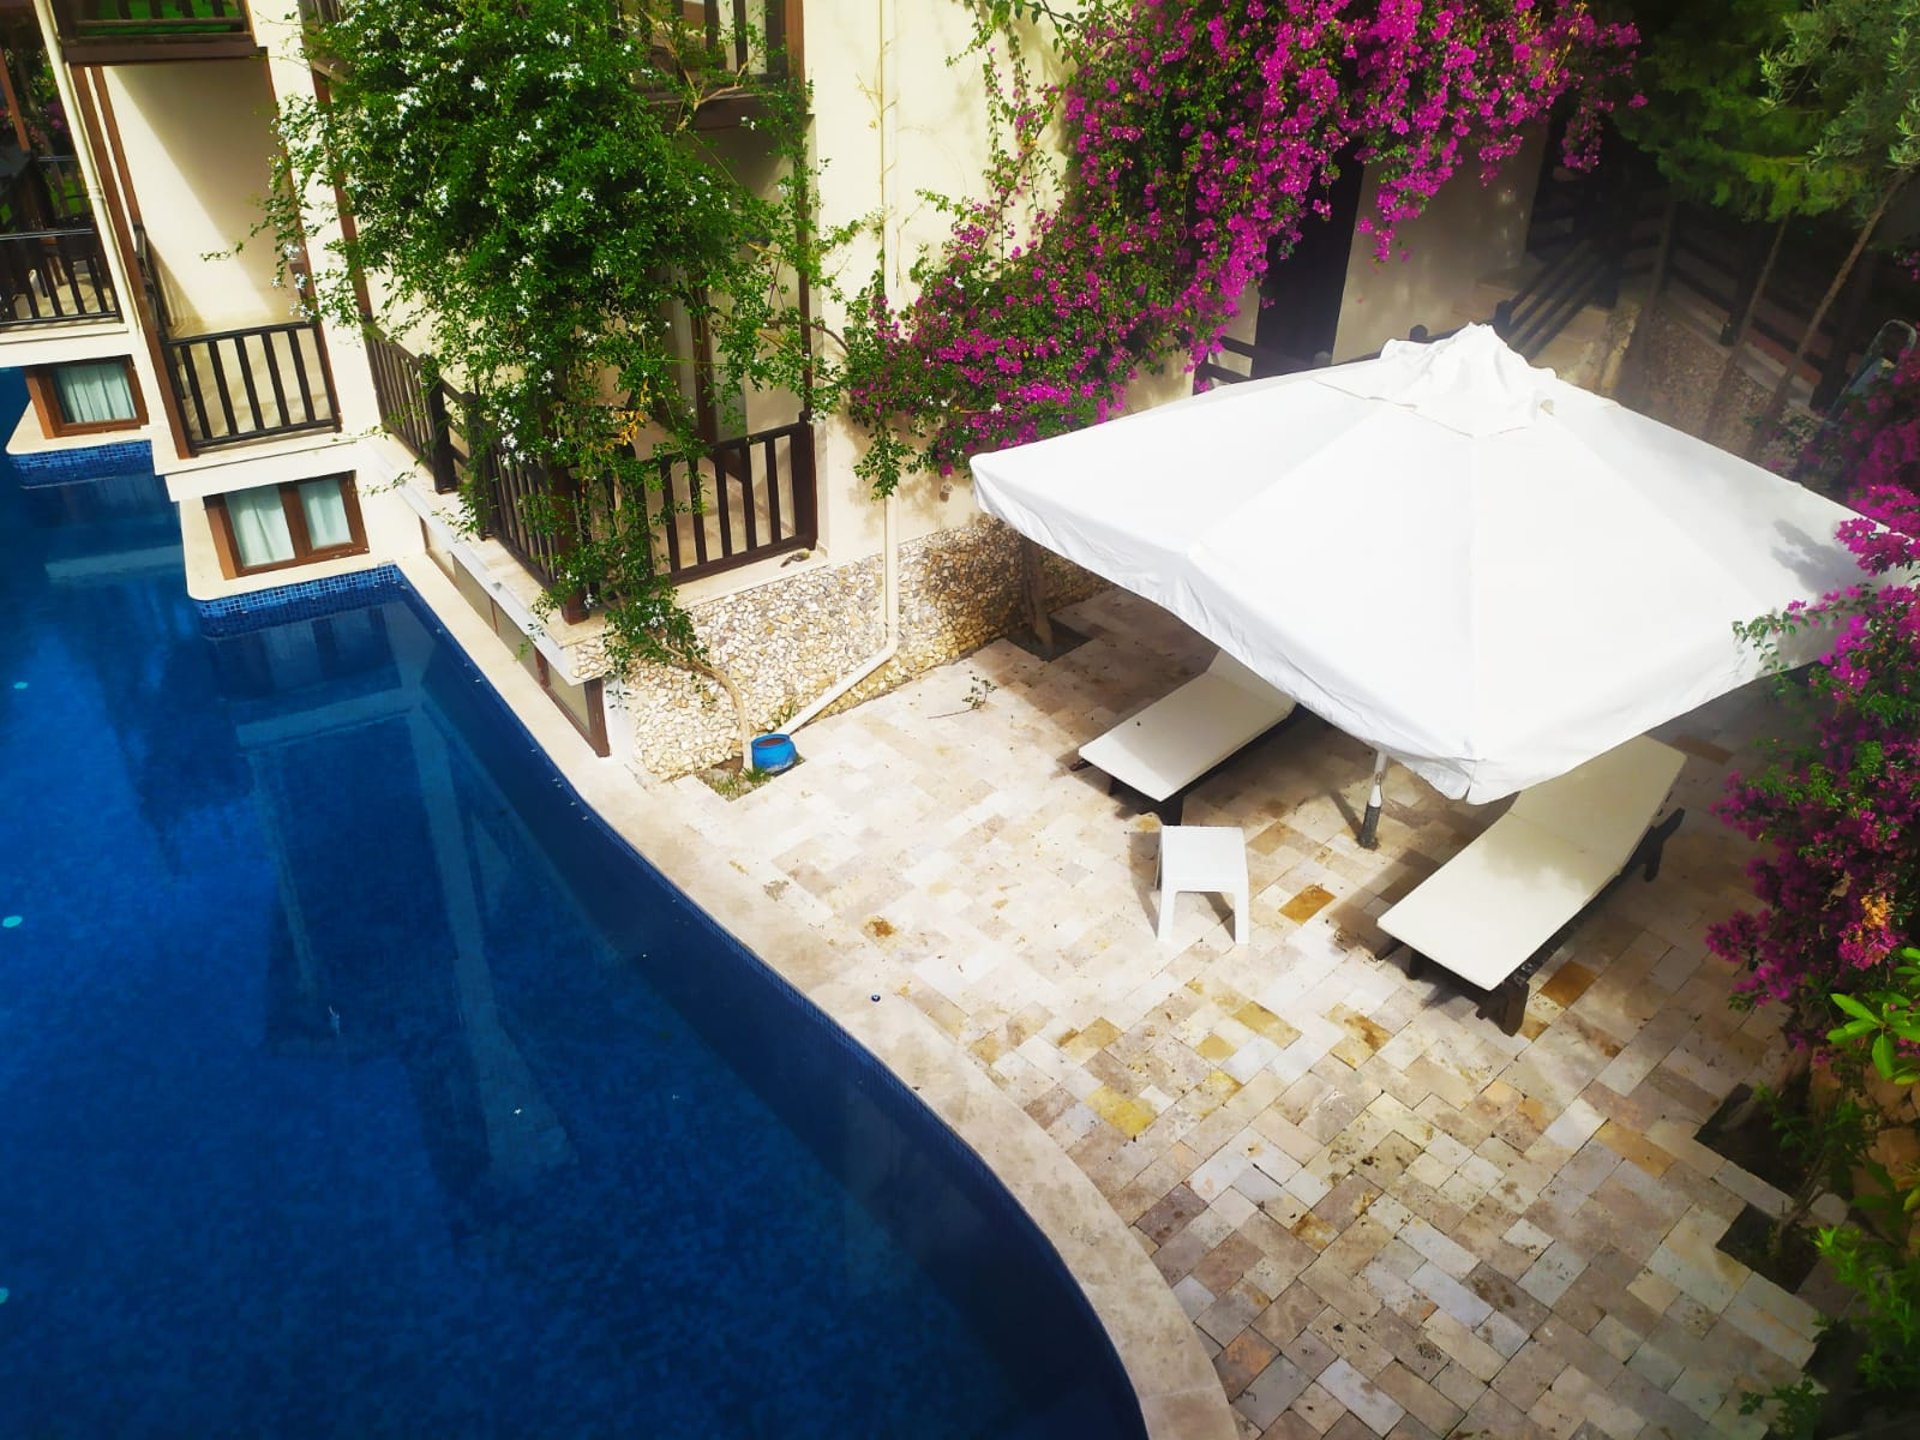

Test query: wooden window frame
[26,357,148,438]
[205,471,369,580]
[532,646,612,758]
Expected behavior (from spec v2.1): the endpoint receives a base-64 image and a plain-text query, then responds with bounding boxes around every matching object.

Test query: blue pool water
[0,373,1145,1439]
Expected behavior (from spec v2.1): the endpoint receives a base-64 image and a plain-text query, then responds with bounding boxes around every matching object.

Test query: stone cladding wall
[1614,297,1803,469]
[617,516,1105,778]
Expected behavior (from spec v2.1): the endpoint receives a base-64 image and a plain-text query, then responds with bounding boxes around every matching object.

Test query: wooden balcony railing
[651,419,816,581]
[0,227,119,327]
[53,0,257,61]
[366,329,817,604]
[364,328,458,492]
[689,0,798,82]
[166,320,338,451]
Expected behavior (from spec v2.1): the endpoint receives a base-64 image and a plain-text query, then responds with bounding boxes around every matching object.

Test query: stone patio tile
[673,590,1832,1440]
[1409,1262,1492,1329]
[1625,1334,1687,1390]
[1457,1387,1554,1440]
[1238,1355,1314,1429]
[1306,1308,1396,1379]
[1668,1364,1731,1423]
[1720,1274,1821,1367]
[1419,1310,1506,1383]
[1290,1380,1347,1435]
[1258,1413,1323,1440]
[1518,1240,1590,1307]
[1174,1274,1217,1320]
[1253,1281,1329,1350]
[1430,1361,1487,1414]
[1195,1231,1267,1295]
[1370,1360,1460,1436]
[1216,1328,1281,1400]
[1396,1218,1479,1279]
[1590,1315,1644,1364]
[1199,1279,1274,1347]
[1315,1357,1406,1437]
[1490,1337,1570,1410]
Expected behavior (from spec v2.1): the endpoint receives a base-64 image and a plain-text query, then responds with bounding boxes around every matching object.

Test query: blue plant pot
[751,732,797,774]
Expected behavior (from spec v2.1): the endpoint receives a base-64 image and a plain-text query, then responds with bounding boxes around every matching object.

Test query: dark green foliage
[1615,0,1836,220]
[272,0,837,675]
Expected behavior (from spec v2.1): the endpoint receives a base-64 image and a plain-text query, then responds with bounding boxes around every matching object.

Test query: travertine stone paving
[669,586,1826,1440]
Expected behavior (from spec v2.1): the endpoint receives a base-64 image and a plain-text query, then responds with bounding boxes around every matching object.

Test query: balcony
[365,328,816,616]
[679,0,805,129]
[165,321,337,451]
[298,3,801,123]
[52,0,258,63]
[0,146,117,328]
[0,228,119,328]
[129,224,337,451]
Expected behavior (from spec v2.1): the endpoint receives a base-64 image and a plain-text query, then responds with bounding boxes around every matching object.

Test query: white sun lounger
[1377,735,1687,1034]
[1076,649,1297,822]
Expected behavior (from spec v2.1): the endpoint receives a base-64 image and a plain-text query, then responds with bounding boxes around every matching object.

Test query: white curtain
[53,360,136,425]
[297,478,352,549]
[228,486,294,569]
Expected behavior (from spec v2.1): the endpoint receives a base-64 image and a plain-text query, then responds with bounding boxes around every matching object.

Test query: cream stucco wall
[174,471,423,604]
[102,60,289,336]
[1329,127,1548,362]
[800,0,1047,573]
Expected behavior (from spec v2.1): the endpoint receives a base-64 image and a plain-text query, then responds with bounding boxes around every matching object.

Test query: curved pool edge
[391,554,1239,1440]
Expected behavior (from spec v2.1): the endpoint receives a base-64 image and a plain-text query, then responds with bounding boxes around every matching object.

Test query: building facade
[3,0,1556,780]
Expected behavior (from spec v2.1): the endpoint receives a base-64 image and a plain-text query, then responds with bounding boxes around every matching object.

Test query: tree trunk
[1746,189,1894,461]
[1703,216,1789,440]
[1021,536,1055,652]
[687,657,754,771]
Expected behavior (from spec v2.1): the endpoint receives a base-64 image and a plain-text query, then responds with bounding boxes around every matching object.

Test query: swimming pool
[0,373,1146,1438]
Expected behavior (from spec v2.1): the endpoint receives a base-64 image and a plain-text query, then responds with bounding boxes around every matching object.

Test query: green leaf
[1833,992,1879,1022]
[1830,1017,1881,1041]
[1873,1031,1898,1078]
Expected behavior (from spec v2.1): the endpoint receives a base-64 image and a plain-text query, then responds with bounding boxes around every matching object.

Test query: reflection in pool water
[0,376,1144,1438]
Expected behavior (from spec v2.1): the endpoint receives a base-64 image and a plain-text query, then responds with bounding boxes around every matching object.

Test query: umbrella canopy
[970,325,1867,803]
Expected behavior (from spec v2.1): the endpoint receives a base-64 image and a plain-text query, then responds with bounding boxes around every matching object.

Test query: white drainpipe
[783,0,902,742]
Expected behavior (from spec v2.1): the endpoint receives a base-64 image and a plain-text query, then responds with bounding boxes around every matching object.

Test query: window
[26,358,147,437]
[207,473,368,578]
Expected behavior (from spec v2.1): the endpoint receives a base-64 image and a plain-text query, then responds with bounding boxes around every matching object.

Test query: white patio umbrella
[970,325,1866,827]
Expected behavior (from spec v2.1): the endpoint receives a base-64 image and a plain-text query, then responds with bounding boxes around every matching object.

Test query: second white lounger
[1377,735,1687,1034]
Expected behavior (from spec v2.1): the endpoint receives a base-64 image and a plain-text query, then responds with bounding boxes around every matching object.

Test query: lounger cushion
[1378,736,1685,991]
[1079,650,1296,803]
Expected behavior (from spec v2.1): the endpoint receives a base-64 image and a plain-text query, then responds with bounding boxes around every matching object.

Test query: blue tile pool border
[195,563,410,637]
[11,439,155,487]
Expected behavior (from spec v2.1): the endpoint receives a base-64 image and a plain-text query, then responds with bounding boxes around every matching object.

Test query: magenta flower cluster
[847,0,1637,485]
[1708,351,1920,1042]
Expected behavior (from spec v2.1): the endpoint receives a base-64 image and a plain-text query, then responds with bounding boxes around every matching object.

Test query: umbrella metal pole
[1358,750,1388,849]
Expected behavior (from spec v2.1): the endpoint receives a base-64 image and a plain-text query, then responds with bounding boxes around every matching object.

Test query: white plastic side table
[1156,825,1250,946]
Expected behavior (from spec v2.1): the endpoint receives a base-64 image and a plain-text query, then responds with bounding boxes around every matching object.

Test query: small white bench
[1076,649,1297,822]
[1377,736,1687,1034]
[1157,825,1251,946]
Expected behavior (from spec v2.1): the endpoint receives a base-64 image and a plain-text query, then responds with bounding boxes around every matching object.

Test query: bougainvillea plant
[1708,348,1920,1047]
[846,0,1640,490]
